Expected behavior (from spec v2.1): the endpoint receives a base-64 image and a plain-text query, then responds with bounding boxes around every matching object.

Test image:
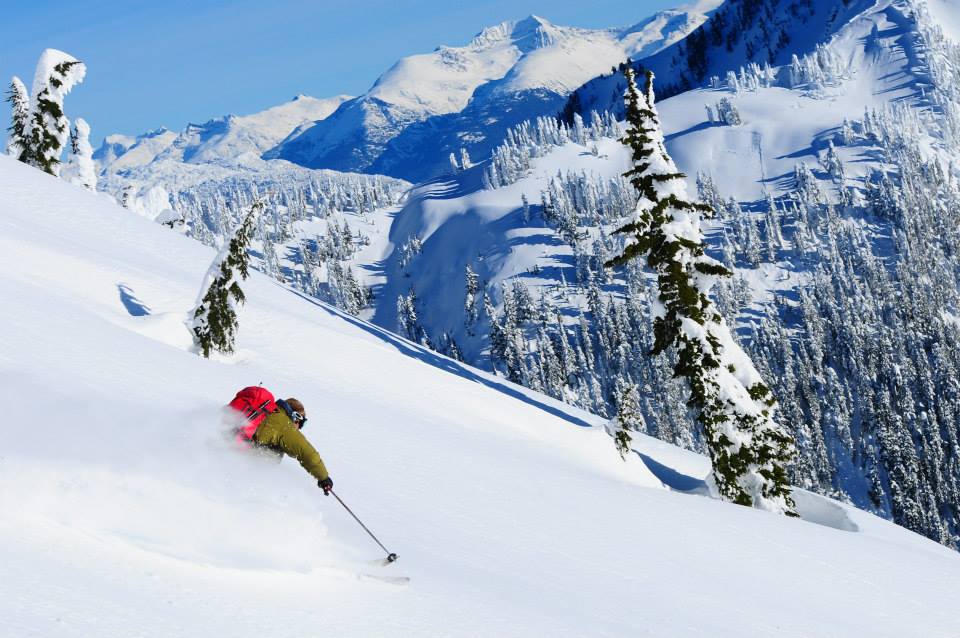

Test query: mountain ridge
[265,8,716,181]
[95,94,351,173]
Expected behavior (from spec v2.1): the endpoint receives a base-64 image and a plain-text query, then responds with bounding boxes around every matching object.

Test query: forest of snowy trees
[105,170,407,317]
[484,111,621,189]
[469,110,960,542]
[399,5,960,546]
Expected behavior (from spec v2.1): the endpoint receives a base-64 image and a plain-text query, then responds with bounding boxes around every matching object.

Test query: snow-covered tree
[397,287,430,345]
[607,68,796,515]
[571,112,587,144]
[608,381,643,459]
[399,235,423,274]
[714,97,742,126]
[23,49,87,175]
[459,147,473,170]
[61,118,97,191]
[484,112,620,190]
[449,152,459,173]
[820,141,845,185]
[5,77,30,161]
[327,261,368,316]
[464,263,480,332]
[190,202,261,358]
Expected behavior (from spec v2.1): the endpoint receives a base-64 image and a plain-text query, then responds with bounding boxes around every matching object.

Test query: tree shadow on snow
[413,175,477,202]
[664,120,716,143]
[636,450,859,531]
[636,451,709,494]
[117,284,151,317]
[286,287,595,429]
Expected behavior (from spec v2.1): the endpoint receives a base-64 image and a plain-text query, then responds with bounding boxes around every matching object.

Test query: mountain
[94,127,179,173]
[93,132,139,166]
[267,10,717,182]
[95,94,350,173]
[4,153,960,637]
[91,94,406,227]
[564,0,875,116]
[92,8,715,235]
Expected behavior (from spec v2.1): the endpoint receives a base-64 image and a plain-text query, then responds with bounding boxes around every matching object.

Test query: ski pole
[330,490,398,563]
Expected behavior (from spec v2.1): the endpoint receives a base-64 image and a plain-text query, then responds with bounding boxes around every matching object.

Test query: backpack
[227,386,278,440]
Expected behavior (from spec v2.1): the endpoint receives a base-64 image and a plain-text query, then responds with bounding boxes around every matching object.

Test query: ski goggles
[292,411,307,428]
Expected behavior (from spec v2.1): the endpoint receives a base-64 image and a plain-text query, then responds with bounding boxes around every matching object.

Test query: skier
[228,388,398,565]
[251,397,334,495]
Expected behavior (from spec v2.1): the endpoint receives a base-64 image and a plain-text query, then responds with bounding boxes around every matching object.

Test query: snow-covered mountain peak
[364,16,567,116]
[504,15,564,52]
[616,4,719,52]
[513,13,552,29]
[271,7,714,181]
[467,14,559,50]
[144,126,171,137]
[96,94,351,174]
[490,9,706,99]
[96,127,179,173]
[103,132,136,145]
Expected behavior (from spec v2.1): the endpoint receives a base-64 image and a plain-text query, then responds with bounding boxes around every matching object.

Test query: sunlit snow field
[1,155,959,637]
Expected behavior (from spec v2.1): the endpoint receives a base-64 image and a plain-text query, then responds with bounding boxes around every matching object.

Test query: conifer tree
[464,264,480,332]
[191,202,261,357]
[609,382,643,459]
[397,287,430,346]
[6,77,30,161]
[606,68,797,515]
[24,50,87,175]
[61,118,97,191]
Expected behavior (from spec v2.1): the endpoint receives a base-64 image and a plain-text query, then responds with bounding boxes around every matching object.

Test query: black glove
[318,477,333,495]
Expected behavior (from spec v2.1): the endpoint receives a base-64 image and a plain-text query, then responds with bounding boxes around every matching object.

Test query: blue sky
[0,1,677,146]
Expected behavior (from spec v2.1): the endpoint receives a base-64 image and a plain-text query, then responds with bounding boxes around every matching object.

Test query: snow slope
[370,138,631,355]
[927,0,960,40]
[269,11,712,182]
[648,2,924,201]
[2,155,960,635]
[566,0,878,115]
